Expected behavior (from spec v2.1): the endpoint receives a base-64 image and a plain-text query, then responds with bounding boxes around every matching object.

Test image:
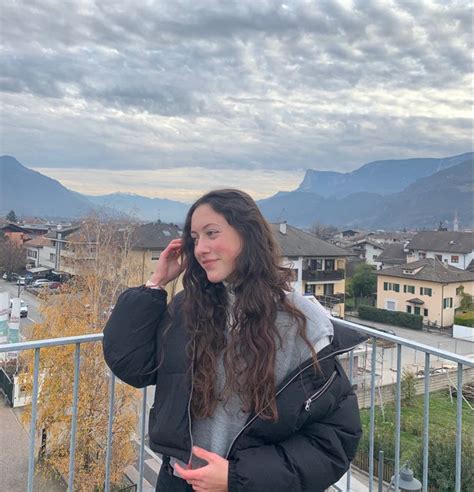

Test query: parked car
[9,299,28,318]
[4,272,19,282]
[16,276,26,286]
[32,278,50,288]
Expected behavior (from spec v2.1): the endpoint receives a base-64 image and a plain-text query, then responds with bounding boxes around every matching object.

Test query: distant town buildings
[271,222,349,317]
[376,258,474,328]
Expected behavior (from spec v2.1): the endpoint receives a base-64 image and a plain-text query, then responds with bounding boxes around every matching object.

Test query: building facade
[376,258,474,327]
[271,223,348,318]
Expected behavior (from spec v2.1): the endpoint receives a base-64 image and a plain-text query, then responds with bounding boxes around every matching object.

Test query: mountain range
[1,153,472,230]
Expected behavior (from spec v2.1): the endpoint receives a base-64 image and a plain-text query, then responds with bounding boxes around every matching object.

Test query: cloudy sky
[1,0,472,202]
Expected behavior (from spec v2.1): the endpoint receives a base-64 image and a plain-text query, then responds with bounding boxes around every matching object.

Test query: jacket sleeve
[102,286,168,388]
[228,373,362,492]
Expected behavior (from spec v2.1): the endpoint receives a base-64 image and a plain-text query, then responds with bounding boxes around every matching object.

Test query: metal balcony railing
[302,269,345,282]
[0,319,472,492]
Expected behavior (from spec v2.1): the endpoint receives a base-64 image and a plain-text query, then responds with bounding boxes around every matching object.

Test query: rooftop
[24,236,52,248]
[377,243,408,265]
[376,257,474,283]
[407,231,474,254]
[131,222,182,250]
[271,223,349,257]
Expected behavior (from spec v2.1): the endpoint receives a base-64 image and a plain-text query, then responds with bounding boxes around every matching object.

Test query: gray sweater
[172,291,333,470]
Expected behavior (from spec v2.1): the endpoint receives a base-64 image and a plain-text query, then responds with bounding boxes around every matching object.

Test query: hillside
[258,157,473,229]
[297,152,472,198]
[86,193,189,224]
[0,155,92,218]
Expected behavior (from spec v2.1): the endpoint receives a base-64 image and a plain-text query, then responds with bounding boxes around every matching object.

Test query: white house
[406,231,474,270]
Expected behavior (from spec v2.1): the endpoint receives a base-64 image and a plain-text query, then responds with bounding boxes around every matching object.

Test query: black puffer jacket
[103,286,366,492]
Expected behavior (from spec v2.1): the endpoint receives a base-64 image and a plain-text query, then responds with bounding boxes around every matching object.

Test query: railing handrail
[0,319,472,367]
[333,317,474,367]
[0,333,103,352]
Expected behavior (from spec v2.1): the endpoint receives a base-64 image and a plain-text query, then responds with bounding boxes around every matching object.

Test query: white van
[9,299,28,318]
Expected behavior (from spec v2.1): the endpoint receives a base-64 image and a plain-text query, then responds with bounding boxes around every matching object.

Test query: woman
[103,189,365,492]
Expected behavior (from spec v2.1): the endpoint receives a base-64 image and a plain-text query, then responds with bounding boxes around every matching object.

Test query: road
[345,315,474,385]
[0,279,42,339]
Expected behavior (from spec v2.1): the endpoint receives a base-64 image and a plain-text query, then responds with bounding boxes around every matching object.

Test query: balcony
[302,269,345,282]
[0,319,472,491]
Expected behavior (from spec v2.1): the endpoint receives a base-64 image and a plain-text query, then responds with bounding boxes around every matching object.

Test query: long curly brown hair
[182,189,318,421]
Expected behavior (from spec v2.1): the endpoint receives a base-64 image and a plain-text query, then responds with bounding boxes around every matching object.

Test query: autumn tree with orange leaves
[21,215,144,491]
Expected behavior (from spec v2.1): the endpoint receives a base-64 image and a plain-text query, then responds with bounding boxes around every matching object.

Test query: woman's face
[190,204,243,283]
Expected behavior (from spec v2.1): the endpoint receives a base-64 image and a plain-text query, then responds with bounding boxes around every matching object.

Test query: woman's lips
[202,259,218,268]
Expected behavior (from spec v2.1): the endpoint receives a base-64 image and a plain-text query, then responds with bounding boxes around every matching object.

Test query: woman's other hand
[174,446,228,492]
[149,238,185,287]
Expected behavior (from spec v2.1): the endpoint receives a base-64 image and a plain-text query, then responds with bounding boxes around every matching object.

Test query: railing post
[105,373,116,492]
[422,353,430,492]
[346,349,355,492]
[68,343,81,491]
[394,344,402,491]
[27,347,41,492]
[137,388,147,492]
[378,450,384,492]
[455,364,463,492]
[369,337,377,492]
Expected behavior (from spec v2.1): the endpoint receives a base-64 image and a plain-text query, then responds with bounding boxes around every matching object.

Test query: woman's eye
[207,230,219,238]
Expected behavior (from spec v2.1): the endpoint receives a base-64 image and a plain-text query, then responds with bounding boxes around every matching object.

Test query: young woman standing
[103,189,364,492]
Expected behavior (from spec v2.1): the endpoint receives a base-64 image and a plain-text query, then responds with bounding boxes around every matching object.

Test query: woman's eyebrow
[191,223,221,233]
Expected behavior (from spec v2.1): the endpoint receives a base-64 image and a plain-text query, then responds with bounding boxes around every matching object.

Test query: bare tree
[309,222,338,240]
[21,213,143,490]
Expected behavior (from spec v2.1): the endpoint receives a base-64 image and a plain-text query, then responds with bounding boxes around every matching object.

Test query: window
[404,285,415,294]
[406,305,412,314]
[451,255,459,263]
[305,284,315,294]
[384,282,400,292]
[384,282,388,291]
[443,297,453,309]
[373,255,378,260]
[49,253,56,262]
[27,249,38,259]
[435,254,443,261]
[419,252,426,259]
[324,283,334,296]
[325,259,335,271]
[151,251,161,261]
[308,259,323,270]
[414,307,421,315]
[423,308,428,316]
[420,287,432,297]
[456,286,464,296]
[386,301,396,311]
[394,283,400,292]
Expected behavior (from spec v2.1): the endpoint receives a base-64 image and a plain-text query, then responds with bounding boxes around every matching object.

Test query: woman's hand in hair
[174,446,228,491]
[149,239,185,287]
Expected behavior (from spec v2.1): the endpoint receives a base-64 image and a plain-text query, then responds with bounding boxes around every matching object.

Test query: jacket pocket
[304,370,338,412]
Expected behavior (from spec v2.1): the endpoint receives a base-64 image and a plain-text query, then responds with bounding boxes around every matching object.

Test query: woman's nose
[195,237,210,256]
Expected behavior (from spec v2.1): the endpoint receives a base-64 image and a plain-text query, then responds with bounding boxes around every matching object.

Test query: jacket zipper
[186,338,196,464]
[304,370,337,411]
[224,341,361,459]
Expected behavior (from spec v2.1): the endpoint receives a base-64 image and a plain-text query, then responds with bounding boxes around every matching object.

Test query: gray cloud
[0,0,472,179]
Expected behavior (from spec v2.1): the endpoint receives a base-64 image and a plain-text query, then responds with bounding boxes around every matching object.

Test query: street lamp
[388,462,422,491]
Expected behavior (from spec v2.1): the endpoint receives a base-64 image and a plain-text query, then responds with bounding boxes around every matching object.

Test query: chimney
[279,221,287,235]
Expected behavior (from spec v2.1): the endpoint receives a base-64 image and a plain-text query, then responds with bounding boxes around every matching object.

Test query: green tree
[6,209,17,222]
[349,263,377,297]
[401,369,416,407]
